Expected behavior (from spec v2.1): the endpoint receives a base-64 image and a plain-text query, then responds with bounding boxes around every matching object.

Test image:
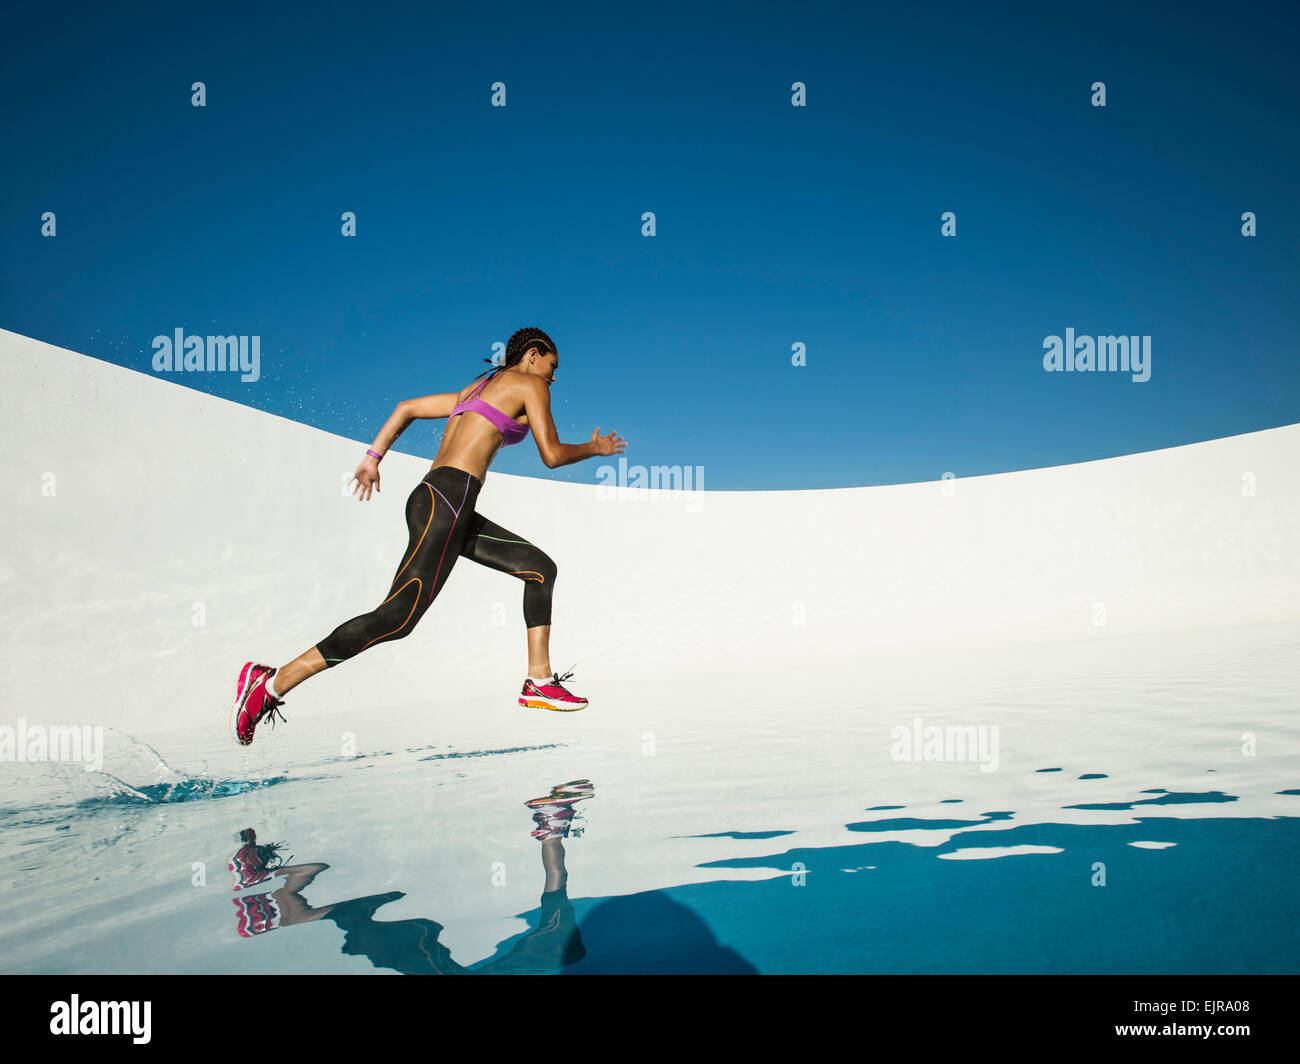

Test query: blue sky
[2,0,1296,489]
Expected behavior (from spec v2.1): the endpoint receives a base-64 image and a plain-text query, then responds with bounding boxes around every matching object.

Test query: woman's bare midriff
[429,375,529,482]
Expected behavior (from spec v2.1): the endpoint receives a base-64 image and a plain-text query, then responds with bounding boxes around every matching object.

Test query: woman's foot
[230,662,288,745]
[519,668,588,712]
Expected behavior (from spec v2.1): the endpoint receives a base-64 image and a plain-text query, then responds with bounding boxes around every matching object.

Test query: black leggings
[315,466,556,667]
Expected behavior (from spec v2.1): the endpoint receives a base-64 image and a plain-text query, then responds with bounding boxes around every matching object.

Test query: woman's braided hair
[478,326,556,375]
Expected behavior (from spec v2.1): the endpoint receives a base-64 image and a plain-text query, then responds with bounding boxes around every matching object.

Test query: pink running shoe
[519,667,588,712]
[233,892,281,937]
[230,662,287,746]
[524,791,592,841]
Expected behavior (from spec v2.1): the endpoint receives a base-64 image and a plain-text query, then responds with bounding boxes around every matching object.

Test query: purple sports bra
[449,368,530,446]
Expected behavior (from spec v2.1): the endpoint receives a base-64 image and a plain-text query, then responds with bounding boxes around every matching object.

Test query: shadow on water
[556,892,756,974]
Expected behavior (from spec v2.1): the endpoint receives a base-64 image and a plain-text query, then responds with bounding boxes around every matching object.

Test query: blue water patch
[848,816,998,832]
[686,815,1300,972]
[1066,790,1237,811]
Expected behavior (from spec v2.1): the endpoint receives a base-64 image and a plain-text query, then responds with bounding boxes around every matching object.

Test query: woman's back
[433,368,531,480]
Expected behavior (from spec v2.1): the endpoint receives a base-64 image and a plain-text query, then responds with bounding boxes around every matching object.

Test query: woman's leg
[458,512,557,677]
[272,468,482,697]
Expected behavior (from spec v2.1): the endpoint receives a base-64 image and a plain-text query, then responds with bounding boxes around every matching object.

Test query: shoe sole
[229,663,253,745]
[519,698,588,712]
[230,663,269,745]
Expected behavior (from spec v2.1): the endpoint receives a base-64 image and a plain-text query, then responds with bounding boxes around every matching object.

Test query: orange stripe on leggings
[360,577,423,651]
[392,483,437,585]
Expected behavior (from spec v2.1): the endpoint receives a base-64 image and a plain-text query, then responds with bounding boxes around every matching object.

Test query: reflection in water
[225,780,594,974]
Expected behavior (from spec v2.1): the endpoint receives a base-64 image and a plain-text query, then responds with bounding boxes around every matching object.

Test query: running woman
[230,327,625,745]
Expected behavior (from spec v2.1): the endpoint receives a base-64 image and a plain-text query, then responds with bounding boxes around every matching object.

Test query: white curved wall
[1,327,1297,734]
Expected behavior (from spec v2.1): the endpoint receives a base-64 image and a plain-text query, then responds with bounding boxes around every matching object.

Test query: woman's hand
[350,457,381,501]
[592,427,626,456]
